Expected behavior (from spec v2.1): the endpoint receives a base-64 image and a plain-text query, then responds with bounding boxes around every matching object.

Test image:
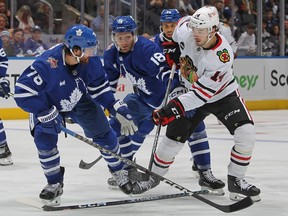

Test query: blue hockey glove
[112,100,138,136]
[152,98,185,126]
[37,106,63,135]
[0,77,10,99]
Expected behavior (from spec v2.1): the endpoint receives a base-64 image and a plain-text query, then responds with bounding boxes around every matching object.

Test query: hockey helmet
[160,9,181,23]
[112,16,137,33]
[188,6,219,33]
[65,24,98,57]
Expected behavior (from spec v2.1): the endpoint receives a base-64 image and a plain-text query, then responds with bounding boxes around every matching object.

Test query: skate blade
[201,186,225,196]
[41,196,61,206]
[108,184,120,190]
[229,192,261,202]
[0,156,13,165]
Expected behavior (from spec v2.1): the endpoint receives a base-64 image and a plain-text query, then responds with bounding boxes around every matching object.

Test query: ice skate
[198,169,225,196]
[0,143,13,166]
[110,169,133,194]
[228,175,261,202]
[108,168,149,189]
[39,182,64,206]
[132,176,160,194]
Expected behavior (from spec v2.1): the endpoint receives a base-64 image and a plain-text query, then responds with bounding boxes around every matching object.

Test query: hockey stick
[148,64,176,170]
[79,155,102,169]
[61,125,254,213]
[17,191,207,211]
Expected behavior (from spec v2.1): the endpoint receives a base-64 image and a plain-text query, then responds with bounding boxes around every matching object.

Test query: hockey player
[0,39,13,166]
[103,15,181,191]
[145,8,225,195]
[14,24,137,205]
[151,6,261,202]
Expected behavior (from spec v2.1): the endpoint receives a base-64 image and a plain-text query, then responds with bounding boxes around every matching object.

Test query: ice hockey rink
[1,110,287,216]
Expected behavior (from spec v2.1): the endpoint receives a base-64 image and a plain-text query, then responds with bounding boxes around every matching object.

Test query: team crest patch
[216,48,230,63]
[46,57,58,68]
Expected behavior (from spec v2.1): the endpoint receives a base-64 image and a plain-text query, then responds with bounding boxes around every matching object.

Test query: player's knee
[234,123,255,153]
[156,136,184,162]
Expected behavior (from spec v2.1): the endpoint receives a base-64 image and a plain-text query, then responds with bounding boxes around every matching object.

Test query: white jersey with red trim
[172,16,239,112]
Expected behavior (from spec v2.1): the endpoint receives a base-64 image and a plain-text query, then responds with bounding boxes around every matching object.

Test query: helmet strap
[70,48,84,63]
[202,28,216,48]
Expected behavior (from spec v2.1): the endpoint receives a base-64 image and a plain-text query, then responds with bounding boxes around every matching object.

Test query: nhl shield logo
[46,57,58,68]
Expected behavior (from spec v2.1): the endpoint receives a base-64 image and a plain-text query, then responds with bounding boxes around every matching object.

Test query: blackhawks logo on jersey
[216,48,230,63]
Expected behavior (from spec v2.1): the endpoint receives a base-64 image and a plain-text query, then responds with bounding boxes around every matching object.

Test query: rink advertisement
[1,57,288,119]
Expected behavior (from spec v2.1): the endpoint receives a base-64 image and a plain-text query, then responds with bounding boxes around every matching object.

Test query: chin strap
[70,48,84,63]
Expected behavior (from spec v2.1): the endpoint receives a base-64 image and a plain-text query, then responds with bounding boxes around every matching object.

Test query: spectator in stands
[144,0,165,35]
[33,2,51,34]
[12,28,25,57]
[178,0,197,16]
[214,0,225,21]
[90,4,114,34]
[263,7,278,34]
[0,2,10,28]
[265,0,279,15]
[0,30,15,56]
[236,22,256,56]
[285,19,288,55]
[24,25,48,57]
[90,4,114,55]
[76,15,90,27]
[14,5,34,34]
[165,0,177,9]
[262,20,275,56]
[0,13,8,33]
[271,24,280,56]
[235,0,255,35]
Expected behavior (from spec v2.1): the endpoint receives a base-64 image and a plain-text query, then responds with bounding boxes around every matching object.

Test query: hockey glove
[0,77,10,99]
[37,106,63,135]
[162,41,181,69]
[152,98,185,126]
[112,100,138,136]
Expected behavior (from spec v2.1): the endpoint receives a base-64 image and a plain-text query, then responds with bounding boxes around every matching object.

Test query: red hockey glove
[152,98,185,126]
[162,41,181,69]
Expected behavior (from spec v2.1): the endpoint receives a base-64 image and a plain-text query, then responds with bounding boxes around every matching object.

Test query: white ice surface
[1,110,288,216]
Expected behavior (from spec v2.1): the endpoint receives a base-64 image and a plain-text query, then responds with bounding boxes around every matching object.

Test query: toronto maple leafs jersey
[104,36,172,109]
[172,16,238,112]
[14,44,116,115]
[0,40,8,78]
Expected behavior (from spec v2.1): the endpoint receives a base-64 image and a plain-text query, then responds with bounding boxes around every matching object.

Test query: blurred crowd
[1,0,288,57]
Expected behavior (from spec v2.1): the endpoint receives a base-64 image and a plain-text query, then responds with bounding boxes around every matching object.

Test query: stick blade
[223,196,254,213]
[78,159,92,169]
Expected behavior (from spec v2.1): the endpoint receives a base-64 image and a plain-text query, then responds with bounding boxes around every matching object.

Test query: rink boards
[1,57,288,120]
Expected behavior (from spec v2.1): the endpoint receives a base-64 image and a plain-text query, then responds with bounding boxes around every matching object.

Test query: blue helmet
[65,24,97,50]
[112,16,137,33]
[160,9,181,22]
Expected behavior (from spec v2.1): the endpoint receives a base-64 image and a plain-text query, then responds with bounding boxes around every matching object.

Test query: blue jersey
[14,44,116,115]
[104,36,172,109]
[0,40,8,77]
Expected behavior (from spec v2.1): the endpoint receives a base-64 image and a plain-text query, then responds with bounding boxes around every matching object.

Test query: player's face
[114,32,135,53]
[162,22,177,39]
[192,27,209,47]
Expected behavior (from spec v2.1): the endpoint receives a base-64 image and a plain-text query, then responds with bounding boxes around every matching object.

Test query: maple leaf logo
[60,88,83,111]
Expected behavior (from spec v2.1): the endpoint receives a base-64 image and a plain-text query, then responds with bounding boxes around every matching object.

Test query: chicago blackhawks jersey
[172,16,239,112]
